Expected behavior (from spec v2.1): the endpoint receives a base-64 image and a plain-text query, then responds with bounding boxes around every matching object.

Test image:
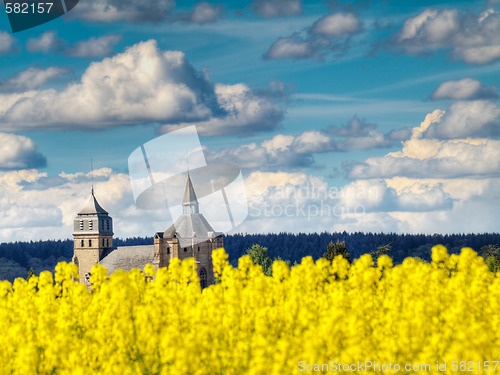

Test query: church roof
[164,213,216,239]
[78,190,108,215]
[182,174,198,206]
[99,245,155,274]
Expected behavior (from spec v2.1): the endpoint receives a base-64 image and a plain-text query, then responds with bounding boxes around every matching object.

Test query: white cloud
[393,8,500,64]
[0,168,176,242]
[0,31,17,54]
[181,2,223,24]
[0,40,220,131]
[0,66,71,92]
[26,31,65,53]
[430,78,498,100]
[264,12,362,60]
[0,133,46,170]
[250,0,302,18]
[207,121,408,170]
[423,100,500,139]
[65,35,122,58]
[160,82,284,136]
[264,36,317,60]
[310,13,361,37]
[0,39,283,136]
[347,104,500,179]
[339,179,452,212]
[69,0,175,23]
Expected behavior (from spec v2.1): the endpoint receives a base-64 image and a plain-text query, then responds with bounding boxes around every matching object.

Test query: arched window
[167,247,170,254]
[89,239,92,247]
[107,238,109,247]
[102,239,105,247]
[199,268,207,289]
[184,247,187,252]
[198,246,200,252]
[81,239,84,247]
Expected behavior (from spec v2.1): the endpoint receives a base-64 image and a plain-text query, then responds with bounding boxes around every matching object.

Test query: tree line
[1,232,500,281]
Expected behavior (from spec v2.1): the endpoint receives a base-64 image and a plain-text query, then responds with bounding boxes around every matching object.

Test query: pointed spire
[182,174,199,214]
[78,190,108,215]
[182,174,199,206]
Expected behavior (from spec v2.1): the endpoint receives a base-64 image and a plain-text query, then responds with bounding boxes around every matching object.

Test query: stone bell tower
[72,189,113,284]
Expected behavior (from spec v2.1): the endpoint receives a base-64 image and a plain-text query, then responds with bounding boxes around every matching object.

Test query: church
[72,174,223,288]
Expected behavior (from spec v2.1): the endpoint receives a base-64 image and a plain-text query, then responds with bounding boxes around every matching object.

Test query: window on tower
[81,239,84,247]
[89,220,93,230]
[89,239,92,247]
[79,220,83,230]
[167,247,170,254]
[107,220,110,231]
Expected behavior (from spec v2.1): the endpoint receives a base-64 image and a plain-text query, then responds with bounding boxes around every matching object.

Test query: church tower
[154,174,222,287]
[72,189,113,284]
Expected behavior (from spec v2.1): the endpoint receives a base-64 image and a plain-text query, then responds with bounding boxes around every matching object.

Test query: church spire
[182,174,199,214]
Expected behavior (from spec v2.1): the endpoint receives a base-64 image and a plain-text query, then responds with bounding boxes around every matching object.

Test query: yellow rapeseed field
[0,245,499,374]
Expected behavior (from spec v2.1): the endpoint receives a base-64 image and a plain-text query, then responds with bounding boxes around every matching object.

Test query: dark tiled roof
[78,190,108,215]
[164,213,215,239]
[99,245,154,274]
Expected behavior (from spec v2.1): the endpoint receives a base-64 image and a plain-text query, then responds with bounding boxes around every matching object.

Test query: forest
[1,232,500,281]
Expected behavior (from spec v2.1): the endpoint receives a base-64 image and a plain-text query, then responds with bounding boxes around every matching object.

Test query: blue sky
[1,0,500,241]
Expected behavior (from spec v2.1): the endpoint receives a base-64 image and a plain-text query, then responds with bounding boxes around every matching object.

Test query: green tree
[323,240,350,263]
[370,244,392,266]
[481,245,500,273]
[246,244,273,276]
[27,266,35,280]
[485,256,500,274]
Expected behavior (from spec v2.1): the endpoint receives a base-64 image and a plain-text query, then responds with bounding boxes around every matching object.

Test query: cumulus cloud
[177,2,223,24]
[0,133,46,170]
[0,39,283,136]
[347,107,500,180]
[264,12,362,60]
[310,13,361,37]
[423,100,500,139]
[0,40,221,131]
[160,82,285,136]
[26,31,65,53]
[391,8,500,64]
[250,0,302,18]
[0,31,17,54]
[207,131,330,170]
[430,78,499,100]
[327,116,411,150]
[207,119,409,170]
[264,35,317,60]
[65,35,122,58]
[0,168,182,242]
[0,66,72,92]
[69,0,175,23]
[239,170,456,235]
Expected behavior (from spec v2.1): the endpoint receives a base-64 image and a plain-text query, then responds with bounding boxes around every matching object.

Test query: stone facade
[73,176,222,287]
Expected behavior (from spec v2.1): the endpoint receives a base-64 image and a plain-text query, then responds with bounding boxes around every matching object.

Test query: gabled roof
[182,174,198,206]
[164,213,215,239]
[78,189,108,215]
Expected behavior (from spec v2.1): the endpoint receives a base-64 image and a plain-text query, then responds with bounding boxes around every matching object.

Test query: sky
[1,0,500,242]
